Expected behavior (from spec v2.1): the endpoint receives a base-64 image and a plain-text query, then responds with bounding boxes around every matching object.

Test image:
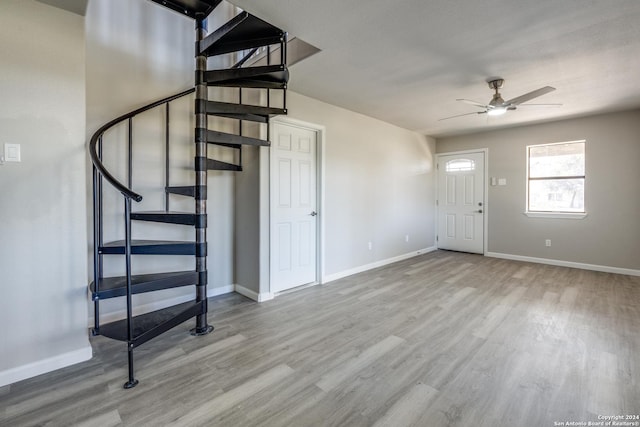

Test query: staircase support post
[192,15,213,336]
[91,165,101,335]
[123,198,139,389]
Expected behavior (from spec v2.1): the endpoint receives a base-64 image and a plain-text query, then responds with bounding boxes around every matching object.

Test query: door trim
[435,148,489,255]
[267,117,326,294]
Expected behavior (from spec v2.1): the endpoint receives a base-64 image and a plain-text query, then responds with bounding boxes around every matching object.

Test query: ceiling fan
[439,78,561,121]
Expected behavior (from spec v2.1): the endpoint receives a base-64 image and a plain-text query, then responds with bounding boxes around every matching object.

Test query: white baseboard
[234,284,274,302]
[0,346,92,388]
[485,252,640,277]
[322,246,437,284]
[210,285,235,297]
[88,285,235,326]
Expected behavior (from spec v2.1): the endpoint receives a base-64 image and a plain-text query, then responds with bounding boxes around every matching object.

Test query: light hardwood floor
[1,251,639,426]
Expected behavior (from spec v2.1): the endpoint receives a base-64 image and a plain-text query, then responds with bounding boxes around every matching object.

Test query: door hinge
[436,235,439,242]
[436,199,439,206]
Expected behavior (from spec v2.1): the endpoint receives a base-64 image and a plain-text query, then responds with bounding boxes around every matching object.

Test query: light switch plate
[4,143,20,162]
[498,178,507,186]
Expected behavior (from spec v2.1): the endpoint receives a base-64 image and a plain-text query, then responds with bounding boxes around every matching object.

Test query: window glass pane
[446,159,475,172]
[529,178,584,212]
[529,142,585,178]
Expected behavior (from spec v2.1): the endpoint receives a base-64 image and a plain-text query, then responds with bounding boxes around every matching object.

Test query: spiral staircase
[88,0,288,388]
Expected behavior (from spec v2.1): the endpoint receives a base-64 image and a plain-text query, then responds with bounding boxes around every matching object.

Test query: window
[446,158,475,172]
[526,140,585,215]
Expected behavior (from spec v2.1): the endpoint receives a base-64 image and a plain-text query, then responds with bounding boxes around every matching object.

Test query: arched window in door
[445,158,476,172]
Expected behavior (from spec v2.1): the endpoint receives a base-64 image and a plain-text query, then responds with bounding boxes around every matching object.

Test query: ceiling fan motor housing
[490,94,505,106]
[488,79,505,107]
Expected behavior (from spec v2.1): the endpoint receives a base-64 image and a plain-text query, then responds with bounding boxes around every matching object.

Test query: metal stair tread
[131,211,203,226]
[207,159,242,171]
[205,65,288,89]
[90,271,198,300]
[99,301,204,348]
[131,210,194,214]
[100,240,196,255]
[205,130,269,147]
[208,78,287,89]
[149,0,222,19]
[200,12,284,57]
[205,100,286,122]
[166,186,196,197]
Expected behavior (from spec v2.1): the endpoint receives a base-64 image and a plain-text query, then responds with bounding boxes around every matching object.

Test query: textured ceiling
[230,0,640,137]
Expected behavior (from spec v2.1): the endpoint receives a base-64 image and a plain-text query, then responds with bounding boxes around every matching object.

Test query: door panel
[437,152,485,254]
[464,176,474,205]
[298,161,311,206]
[464,214,474,240]
[277,223,292,270]
[446,176,456,204]
[271,122,318,292]
[278,159,291,206]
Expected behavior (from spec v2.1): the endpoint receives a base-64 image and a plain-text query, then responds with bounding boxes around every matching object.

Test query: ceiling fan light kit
[487,107,507,116]
[439,78,560,121]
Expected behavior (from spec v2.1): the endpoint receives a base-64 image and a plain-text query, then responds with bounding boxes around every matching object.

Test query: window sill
[524,212,587,219]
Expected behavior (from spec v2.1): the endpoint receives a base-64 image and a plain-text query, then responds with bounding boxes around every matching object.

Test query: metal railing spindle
[165,102,170,212]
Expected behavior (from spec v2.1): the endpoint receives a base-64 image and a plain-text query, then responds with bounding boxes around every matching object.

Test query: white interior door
[271,122,318,292]
[437,151,485,254]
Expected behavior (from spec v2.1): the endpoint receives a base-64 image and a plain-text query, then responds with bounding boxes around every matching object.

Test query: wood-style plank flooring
[2,251,639,426]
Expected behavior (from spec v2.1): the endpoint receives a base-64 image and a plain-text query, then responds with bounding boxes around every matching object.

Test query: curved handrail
[88,88,196,202]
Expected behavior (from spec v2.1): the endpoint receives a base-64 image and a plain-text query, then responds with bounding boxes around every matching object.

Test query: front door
[437,151,485,254]
[270,121,318,292]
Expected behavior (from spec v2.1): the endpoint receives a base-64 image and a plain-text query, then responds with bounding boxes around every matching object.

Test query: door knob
[475,209,483,213]
[310,211,317,216]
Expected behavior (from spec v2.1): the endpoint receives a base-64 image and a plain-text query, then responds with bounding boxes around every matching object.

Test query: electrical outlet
[405,235,409,243]
[545,239,551,247]
[368,241,372,250]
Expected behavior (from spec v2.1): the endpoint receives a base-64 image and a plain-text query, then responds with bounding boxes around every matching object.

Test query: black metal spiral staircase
[88,0,288,389]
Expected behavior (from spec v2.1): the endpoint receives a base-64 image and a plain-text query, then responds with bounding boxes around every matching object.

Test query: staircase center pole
[192,14,213,336]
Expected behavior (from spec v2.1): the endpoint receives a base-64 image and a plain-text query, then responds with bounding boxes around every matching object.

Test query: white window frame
[524,140,587,219]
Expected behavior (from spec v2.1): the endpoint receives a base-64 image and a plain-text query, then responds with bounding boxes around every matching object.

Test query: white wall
[0,0,90,386]
[437,110,640,272]
[86,0,238,321]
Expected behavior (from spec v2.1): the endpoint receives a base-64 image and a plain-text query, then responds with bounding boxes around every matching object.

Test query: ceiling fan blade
[457,99,490,109]
[438,111,486,121]
[505,86,555,106]
[516,103,563,107]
